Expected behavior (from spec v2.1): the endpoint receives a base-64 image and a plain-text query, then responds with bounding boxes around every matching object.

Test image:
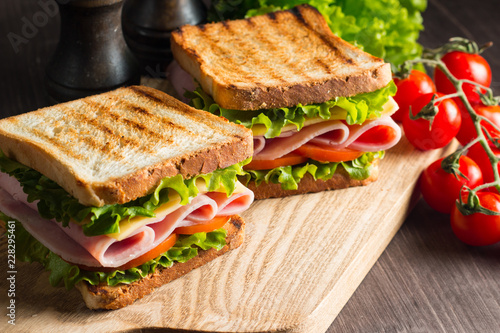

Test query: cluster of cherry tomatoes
[392,50,500,246]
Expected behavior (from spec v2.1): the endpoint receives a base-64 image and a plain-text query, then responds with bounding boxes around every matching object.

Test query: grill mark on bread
[123,86,239,140]
[289,6,351,65]
[30,127,87,161]
[265,10,314,81]
[118,100,189,134]
[314,59,332,74]
[231,15,296,84]
[129,85,167,106]
[65,100,163,156]
[199,22,258,85]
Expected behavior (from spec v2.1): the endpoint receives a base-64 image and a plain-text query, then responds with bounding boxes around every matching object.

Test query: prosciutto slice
[0,173,253,268]
[253,115,401,161]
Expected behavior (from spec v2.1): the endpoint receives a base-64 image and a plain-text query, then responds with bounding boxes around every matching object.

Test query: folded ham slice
[253,116,401,161]
[253,120,349,160]
[0,188,101,267]
[0,173,253,268]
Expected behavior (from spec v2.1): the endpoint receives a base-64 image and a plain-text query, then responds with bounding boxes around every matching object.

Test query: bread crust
[244,159,380,200]
[171,4,392,111]
[76,215,245,310]
[0,86,253,207]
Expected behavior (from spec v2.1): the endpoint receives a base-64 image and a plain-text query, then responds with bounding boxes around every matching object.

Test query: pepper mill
[122,0,206,77]
[46,0,141,103]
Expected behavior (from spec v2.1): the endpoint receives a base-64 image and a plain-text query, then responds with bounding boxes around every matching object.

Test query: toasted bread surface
[0,86,253,207]
[76,215,245,310]
[245,159,380,199]
[171,4,392,110]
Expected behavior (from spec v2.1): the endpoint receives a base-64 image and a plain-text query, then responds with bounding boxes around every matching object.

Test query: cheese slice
[251,96,399,136]
[107,180,246,241]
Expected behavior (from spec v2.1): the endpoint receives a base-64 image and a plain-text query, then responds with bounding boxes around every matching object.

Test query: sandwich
[170,4,402,199]
[0,85,254,310]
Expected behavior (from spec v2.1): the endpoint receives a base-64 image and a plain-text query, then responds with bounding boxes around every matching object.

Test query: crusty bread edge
[244,159,380,200]
[0,86,253,207]
[76,215,245,310]
[171,4,392,111]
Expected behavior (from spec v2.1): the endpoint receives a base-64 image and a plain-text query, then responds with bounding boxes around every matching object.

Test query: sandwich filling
[186,81,400,190]
[0,153,253,289]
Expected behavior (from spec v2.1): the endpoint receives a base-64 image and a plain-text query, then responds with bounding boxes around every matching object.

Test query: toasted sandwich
[170,4,402,199]
[0,85,254,310]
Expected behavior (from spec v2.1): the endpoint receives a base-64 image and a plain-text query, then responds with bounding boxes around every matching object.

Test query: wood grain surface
[0,0,500,332]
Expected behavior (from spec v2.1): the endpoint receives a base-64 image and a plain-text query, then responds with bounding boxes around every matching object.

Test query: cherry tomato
[294,144,363,163]
[467,142,500,185]
[434,51,492,104]
[174,215,230,234]
[392,70,436,122]
[403,93,461,150]
[420,156,483,214]
[456,102,500,146]
[451,191,500,246]
[244,153,308,170]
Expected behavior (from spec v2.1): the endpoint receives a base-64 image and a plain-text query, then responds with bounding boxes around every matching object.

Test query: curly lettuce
[187,81,396,139]
[5,215,227,290]
[244,151,383,190]
[0,151,249,236]
[207,0,426,66]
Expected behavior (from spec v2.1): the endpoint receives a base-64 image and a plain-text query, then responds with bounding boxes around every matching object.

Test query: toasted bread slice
[244,159,380,200]
[0,86,252,207]
[76,215,245,310]
[171,4,392,111]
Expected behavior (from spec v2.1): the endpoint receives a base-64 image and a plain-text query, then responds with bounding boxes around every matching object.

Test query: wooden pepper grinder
[46,0,141,103]
[122,0,206,77]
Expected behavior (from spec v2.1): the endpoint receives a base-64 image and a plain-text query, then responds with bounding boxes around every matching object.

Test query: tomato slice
[294,143,363,162]
[79,233,178,272]
[174,215,230,235]
[244,153,308,170]
[356,126,398,145]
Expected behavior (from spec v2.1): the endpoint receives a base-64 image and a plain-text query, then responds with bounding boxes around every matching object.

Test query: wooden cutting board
[0,81,459,332]
[0,139,458,333]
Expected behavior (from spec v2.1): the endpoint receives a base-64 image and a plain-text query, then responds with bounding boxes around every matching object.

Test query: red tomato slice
[174,215,230,235]
[79,233,178,272]
[355,125,398,145]
[294,143,363,162]
[244,153,308,170]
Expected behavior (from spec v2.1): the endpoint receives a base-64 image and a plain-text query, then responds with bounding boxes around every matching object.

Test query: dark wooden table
[1,1,500,332]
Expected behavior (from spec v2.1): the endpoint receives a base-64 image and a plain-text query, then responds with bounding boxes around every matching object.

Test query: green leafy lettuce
[0,151,249,237]
[4,215,227,290]
[245,151,384,190]
[207,0,426,66]
[187,81,396,139]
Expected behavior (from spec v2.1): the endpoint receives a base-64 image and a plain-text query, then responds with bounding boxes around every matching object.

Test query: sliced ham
[253,120,349,160]
[205,185,254,216]
[0,173,253,268]
[0,188,101,267]
[253,116,401,161]
[334,117,402,152]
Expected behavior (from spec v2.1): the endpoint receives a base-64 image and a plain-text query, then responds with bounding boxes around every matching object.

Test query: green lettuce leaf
[0,151,249,237]
[244,151,384,190]
[7,218,227,290]
[186,81,396,139]
[207,0,426,66]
